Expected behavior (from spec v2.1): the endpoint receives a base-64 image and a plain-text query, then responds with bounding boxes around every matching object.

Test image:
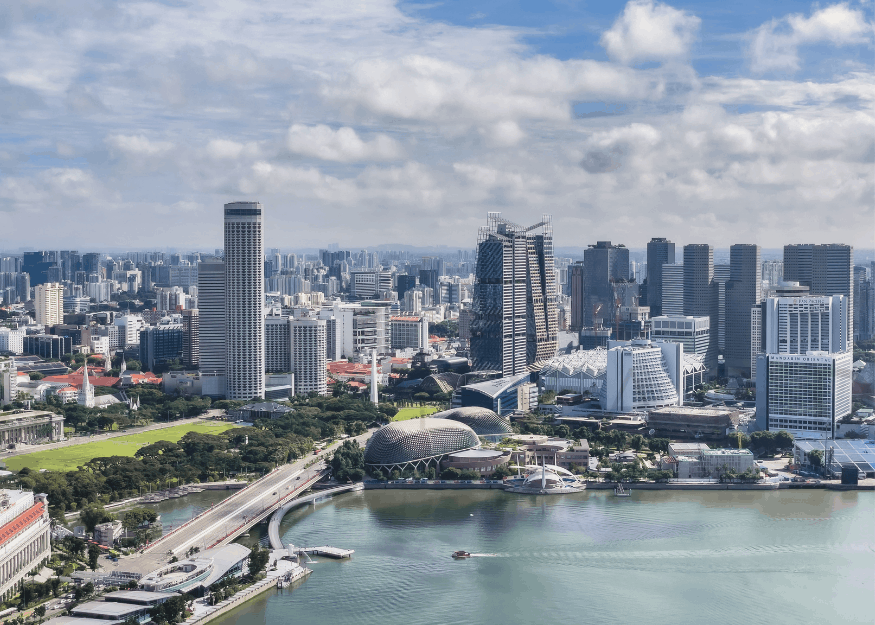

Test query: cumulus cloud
[106,134,173,158]
[749,3,872,73]
[601,0,701,64]
[286,125,403,162]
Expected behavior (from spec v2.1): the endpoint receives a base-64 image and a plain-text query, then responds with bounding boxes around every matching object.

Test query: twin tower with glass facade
[470,212,558,376]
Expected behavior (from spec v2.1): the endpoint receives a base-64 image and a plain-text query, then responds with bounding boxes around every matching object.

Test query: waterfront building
[793,439,875,478]
[725,244,762,378]
[599,339,682,412]
[755,351,853,439]
[441,449,511,475]
[0,490,51,601]
[136,544,250,593]
[364,418,480,473]
[647,406,744,440]
[224,201,265,401]
[34,283,62,328]
[646,238,675,317]
[430,406,512,440]
[470,212,558,376]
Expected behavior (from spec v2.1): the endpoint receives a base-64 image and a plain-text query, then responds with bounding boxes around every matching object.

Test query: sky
[0,0,872,252]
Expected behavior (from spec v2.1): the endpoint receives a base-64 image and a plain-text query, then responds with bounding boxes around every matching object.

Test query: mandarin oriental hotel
[756,350,852,439]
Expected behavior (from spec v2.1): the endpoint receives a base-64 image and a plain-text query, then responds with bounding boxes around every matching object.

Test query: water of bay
[228,489,874,625]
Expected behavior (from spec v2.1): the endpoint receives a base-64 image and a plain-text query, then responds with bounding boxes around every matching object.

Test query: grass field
[393,405,439,421]
[5,422,237,472]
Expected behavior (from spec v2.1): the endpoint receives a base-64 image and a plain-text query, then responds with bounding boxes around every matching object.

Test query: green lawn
[393,405,439,421]
[5,422,237,472]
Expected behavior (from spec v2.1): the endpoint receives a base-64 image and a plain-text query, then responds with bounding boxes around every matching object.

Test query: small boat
[614,484,632,497]
[451,550,471,559]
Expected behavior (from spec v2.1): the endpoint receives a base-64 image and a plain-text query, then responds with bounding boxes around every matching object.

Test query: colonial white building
[0,410,64,446]
[0,490,52,601]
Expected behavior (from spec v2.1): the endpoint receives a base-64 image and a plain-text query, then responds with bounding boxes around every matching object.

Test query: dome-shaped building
[364,418,480,472]
[431,407,513,440]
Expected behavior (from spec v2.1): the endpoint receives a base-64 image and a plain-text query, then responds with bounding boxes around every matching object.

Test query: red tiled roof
[0,502,45,548]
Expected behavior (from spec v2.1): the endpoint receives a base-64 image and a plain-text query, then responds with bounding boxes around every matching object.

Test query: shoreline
[362,481,875,492]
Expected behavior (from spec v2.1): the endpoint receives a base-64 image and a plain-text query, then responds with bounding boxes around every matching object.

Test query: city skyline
[1,1,872,250]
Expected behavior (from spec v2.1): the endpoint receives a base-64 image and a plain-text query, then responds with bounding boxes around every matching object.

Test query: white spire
[120,358,127,374]
[370,349,378,405]
[78,364,94,408]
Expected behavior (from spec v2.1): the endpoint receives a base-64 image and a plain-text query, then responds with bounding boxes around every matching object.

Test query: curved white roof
[537,348,608,378]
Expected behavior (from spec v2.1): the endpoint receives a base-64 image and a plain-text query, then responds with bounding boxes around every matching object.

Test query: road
[0,412,228,458]
[141,432,371,557]
[268,483,363,549]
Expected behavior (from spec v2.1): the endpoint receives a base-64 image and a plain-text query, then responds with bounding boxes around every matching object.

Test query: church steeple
[78,364,94,408]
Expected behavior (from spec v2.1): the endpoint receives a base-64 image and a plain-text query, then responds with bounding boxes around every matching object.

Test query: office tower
[181,309,199,369]
[583,241,630,327]
[856,263,875,341]
[34,283,63,327]
[291,318,327,396]
[784,244,854,340]
[651,315,710,360]
[646,238,675,317]
[756,351,852,439]
[22,252,56,286]
[712,264,730,353]
[224,201,265,400]
[661,264,684,316]
[197,261,225,376]
[419,269,438,294]
[471,212,558,376]
[725,244,762,377]
[681,245,718,373]
[349,271,393,299]
[390,315,429,350]
[761,260,783,286]
[396,274,418,301]
[265,315,291,373]
[569,262,585,331]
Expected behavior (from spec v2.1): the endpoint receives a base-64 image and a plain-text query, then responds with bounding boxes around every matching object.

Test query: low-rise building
[647,406,743,440]
[441,449,511,475]
[93,520,124,547]
[0,410,65,447]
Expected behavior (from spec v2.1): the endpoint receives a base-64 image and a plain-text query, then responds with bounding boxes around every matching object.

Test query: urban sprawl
[0,203,873,625]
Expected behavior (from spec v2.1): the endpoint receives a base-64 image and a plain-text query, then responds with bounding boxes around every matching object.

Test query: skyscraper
[181,309,199,369]
[725,244,762,377]
[583,241,630,327]
[34,283,63,327]
[197,261,225,377]
[646,238,675,317]
[660,264,684,316]
[471,212,557,376]
[783,244,854,341]
[291,318,327,396]
[569,261,585,331]
[683,244,717,372]
[224,201,265,400]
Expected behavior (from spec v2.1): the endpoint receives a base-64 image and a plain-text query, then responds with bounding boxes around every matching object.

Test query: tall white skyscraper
[224,201,265,400]
[34,282,63,327]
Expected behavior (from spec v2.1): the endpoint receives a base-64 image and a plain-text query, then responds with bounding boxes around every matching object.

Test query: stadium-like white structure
[364,418,480,472]
[430,406,513,439]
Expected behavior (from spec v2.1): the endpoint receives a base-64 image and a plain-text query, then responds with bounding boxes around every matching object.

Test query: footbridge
[268,483,364,549]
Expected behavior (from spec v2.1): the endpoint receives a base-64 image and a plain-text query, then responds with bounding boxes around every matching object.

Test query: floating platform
[299,546,354,559]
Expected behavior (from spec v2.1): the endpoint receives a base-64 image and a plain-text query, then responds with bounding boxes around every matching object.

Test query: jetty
[297,546,354,559]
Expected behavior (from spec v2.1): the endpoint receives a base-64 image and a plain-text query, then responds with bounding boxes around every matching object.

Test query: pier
[298,546,354,559]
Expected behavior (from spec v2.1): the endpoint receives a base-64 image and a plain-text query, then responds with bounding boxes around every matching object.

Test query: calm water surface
[226,489,873,625]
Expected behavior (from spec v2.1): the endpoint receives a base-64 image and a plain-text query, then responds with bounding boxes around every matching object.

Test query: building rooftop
[103,590,180,605]
[462,372,531,398]
[72,601,145,618]
[448,449,504,459]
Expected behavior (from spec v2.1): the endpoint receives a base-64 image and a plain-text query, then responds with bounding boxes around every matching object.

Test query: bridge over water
[268,483,364,549]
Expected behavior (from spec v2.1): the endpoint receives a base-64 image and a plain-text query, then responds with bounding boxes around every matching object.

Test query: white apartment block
[113,315,146,347]
[756,350,853,439]
[34,283,62,327]
[0,491,51,601]
[0,329,25,355]
[291,318,327,396]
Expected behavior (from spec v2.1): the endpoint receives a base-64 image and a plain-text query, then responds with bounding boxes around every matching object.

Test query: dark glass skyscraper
[583,241,629,327]
[725,244,762,377]
[784,244,854,341]
[471,212,557,376]
[646,237,675,317]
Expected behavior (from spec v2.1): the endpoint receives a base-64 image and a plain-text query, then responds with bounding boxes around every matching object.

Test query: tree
[630,434,645,452]
[440,467,461,480]
[28,372,44,381]
[80,504,113,533]
[88,544,100,571]
[34,606,45,619]
[248,544,270,577]
[808,449,823,468]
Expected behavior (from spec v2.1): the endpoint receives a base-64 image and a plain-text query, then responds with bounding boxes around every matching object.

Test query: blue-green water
[228,489,874,624]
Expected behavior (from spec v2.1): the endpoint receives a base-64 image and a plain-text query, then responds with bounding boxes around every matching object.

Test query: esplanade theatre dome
[364,418,480,470]
[431,407,513,437]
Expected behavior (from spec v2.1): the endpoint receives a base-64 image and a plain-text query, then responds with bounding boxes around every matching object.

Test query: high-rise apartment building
[725,244,762,377]
[291,318,327,396]
[646,238,675,317]
[471,213,557,376]
[583,241,630,327]
[197,261,225,376]
[224,201,264,400]
[181,309,199,369]
[34,283,62,328]
[784,244,854,340]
